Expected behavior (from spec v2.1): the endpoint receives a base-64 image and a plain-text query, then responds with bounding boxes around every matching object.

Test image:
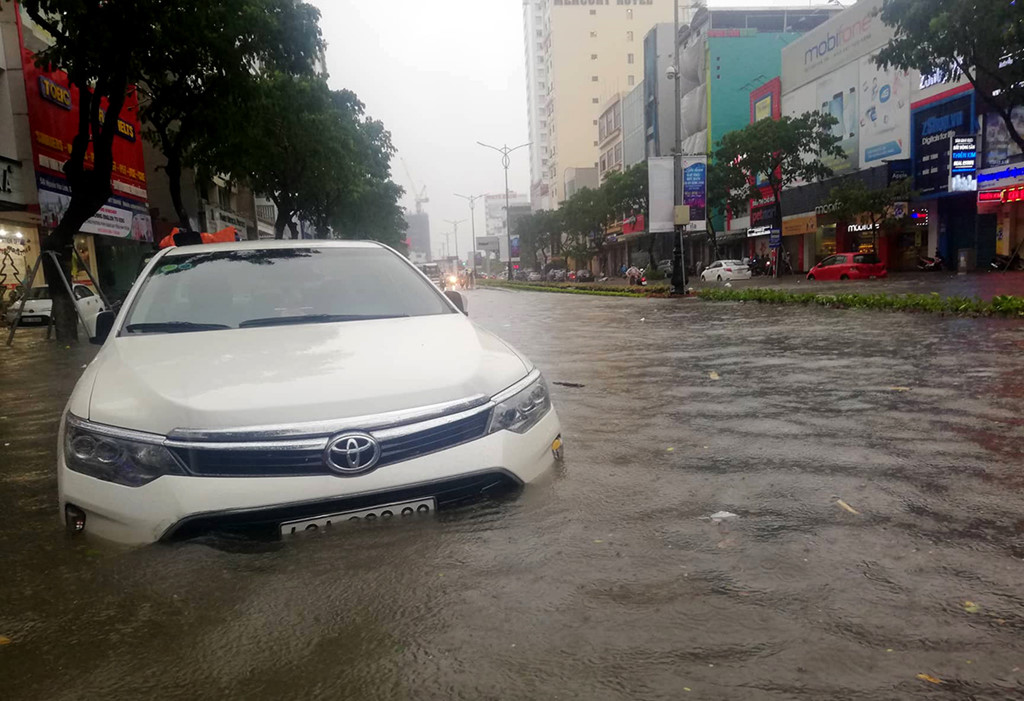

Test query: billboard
[682,156,707,231]
[981,107,1024,169]
[815,61,860,174]
[949,135,979,192]
[911,93,975,195]
[476,236,501,255]
[782,0,891,92]
[648,156,674,233]
[858,53,911,166]
[19,12,151,241]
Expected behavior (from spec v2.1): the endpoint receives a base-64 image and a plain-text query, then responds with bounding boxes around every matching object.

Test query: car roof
[162,239,386,257]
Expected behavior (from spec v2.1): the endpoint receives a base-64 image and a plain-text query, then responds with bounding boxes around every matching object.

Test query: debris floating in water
[553,382,585,388]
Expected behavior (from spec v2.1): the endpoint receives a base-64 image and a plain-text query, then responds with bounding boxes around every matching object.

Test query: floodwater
[2,291,1024,699]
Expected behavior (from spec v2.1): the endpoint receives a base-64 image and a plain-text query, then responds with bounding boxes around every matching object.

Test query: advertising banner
[37,174,152,241]
[949,135,979,192]
[510,236,520,260]
[682,156,707,231]
[815,61,860,174]
[858,53,911,166]
[982,108,1024,169]
[781,0,890,92]
[911,93,975,195]
[648,156,674,233]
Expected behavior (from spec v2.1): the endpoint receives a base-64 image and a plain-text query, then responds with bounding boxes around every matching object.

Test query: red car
[807,252,888,281]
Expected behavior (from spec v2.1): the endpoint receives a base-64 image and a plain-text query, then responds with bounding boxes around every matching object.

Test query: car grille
[172,410,491,477]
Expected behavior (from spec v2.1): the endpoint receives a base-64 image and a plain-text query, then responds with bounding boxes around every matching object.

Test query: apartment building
[523,0,679,210]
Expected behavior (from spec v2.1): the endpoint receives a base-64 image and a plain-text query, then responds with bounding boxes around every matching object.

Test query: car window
[819,256,836,267]
[28,286,51,300]
[73,285,94,300]
[834,255,848,264]
[853,253,879,264]
[123,247,455,334]
[709,261,721,269]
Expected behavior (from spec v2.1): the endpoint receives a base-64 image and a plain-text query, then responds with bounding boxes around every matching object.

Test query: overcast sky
[313,0,839,258]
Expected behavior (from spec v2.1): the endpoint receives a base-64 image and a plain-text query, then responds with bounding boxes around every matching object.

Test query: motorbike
[917,255,944,271]
[990,253,1024,271]
[748,256,769,277]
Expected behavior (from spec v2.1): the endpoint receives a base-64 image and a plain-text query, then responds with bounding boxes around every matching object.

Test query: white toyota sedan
[700,260,751,282]
[58,240,562,544]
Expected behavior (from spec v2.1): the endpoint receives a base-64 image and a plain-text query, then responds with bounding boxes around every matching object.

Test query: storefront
[780,213,816,271]
[976,176,1024,262]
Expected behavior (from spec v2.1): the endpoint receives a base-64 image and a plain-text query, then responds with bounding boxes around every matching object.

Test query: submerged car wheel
[717,275,723,282]
[840,274,849,281]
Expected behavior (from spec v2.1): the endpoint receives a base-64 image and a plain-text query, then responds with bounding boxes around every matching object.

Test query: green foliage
[825,178,914,245]
[479,279,670,298]
[696,288,1024,317]
[136,0,324,227]
[713,112,846,208]
[875,0,1024,151]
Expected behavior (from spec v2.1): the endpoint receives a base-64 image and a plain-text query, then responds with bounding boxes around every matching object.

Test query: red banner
[20,48,148,204]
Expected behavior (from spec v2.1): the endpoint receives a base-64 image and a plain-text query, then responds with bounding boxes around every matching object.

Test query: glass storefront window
[816,225,836,259]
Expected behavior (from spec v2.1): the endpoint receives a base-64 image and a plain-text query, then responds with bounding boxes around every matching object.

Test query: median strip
[479,279,669,297]
[695,288,1024,317]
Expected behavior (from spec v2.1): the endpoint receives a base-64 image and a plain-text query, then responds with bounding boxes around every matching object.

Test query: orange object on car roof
[157,226,238,249]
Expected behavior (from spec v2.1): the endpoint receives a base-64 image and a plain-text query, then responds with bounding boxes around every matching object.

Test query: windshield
[122,247,454,334]
[28,287,51,300]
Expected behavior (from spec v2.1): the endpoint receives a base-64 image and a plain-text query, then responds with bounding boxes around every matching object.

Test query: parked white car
[5,284,107,336]
[700,260,751,282]
[58,240,562,544]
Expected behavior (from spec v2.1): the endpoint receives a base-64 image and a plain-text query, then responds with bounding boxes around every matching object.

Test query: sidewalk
[590,271,1024,300]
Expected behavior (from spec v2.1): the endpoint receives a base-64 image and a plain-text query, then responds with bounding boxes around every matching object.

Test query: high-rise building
[523,0,679,211]
[404,211,431,262]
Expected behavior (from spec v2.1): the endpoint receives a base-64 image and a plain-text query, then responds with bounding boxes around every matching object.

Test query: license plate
[280,497,436,535]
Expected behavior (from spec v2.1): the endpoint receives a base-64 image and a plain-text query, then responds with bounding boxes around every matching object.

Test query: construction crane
[400,157,429,214]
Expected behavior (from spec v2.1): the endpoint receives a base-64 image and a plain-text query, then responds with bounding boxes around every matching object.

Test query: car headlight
[488,373,551,435]
[63,415,185,487]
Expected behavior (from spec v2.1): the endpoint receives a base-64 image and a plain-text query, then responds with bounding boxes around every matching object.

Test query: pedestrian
[626,264,641,286]
[469,268,475,289]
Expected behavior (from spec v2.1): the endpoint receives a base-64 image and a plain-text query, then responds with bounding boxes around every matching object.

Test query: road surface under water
[2,292,1023,699]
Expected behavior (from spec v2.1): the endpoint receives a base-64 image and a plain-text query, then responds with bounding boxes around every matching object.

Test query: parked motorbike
[917,255,944,271]
[748,256,769,277]
[990,253,1024,271]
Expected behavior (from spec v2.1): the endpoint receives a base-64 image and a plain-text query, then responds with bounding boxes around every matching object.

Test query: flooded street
[3,290,1024,699]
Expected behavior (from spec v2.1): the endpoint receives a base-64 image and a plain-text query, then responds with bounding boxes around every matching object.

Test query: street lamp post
[454,193,483,276]
[444,219,466,266]
[478,141,530,280]
[669,0,688,294]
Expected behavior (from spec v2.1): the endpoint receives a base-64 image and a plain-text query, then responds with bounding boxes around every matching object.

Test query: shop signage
[747,226,775,238]
[20,41,149,214]
[782,214,816,237]
[911,93,974,195]
[887,159,912,185]
[648,156,674,233]
[769,230,782,249]
[476,236,500,255]
[977,190,1003,203]
[37,173,152,241]
[749,199,778,228]
[977,165,1024,189]
[848,222,879,232]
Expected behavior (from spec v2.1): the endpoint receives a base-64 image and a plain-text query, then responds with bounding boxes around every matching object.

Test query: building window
[536,30,542,37]
[218,186,232,210]
[591,75,598,82]
[615,143,622,164]
[628,75,635,86]
[627,31,634,41]
[592,97,599,104]
[591,53,597,60]
[589,9,596,15]
[627,9,633,19]
[590,31,597,38]
[593,119,598,125]
[627,53,634,64]
[594,140,599,147]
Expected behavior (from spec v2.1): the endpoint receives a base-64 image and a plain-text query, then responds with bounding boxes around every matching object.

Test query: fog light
[552,435,564,461]
[65,504,86,534]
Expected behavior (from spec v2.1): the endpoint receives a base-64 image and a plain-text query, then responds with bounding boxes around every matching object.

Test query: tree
[713,113,845,237]
[6,0,160,339]
[875,0,1024,152]
[560,187,609,269]
[704,160,747,263]
[137,0,324,230]
[825,178,914,250]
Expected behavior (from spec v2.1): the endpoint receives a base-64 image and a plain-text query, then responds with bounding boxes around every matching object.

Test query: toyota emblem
[324,432,381,475]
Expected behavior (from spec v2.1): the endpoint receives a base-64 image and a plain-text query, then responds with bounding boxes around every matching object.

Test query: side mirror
[91,310,115,345]
[444,290,468,315]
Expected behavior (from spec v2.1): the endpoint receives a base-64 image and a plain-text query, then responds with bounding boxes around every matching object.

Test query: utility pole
[455,193,483,276]
[478,141,530,280]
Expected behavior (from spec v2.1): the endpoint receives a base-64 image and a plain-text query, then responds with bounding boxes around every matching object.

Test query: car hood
[82,314,530,435]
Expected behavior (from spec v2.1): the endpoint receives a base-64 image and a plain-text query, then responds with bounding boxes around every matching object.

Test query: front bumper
[58,408,561,544]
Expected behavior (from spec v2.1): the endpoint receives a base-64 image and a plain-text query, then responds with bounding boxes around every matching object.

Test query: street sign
[769,230,782,249]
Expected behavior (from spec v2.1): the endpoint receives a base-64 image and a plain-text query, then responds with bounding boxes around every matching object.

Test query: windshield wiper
[125,321,231,334]
[239,314,408,329]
